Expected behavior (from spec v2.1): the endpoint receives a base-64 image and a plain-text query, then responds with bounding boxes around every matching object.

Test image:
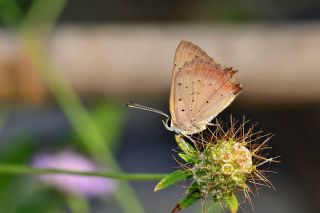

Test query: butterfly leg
[206,123,218,127]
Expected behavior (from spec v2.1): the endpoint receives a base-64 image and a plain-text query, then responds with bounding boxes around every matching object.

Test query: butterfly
[127,40,242,135]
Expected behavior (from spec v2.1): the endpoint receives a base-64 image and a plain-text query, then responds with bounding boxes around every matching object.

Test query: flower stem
[19,30,146,213]
[66,194,91,213]
[0,164,167,181]
[17,1,147,212]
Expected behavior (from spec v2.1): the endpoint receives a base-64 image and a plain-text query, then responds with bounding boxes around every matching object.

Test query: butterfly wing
[172,40,214,76]
[172,60,241,134]
[170,40,214,123]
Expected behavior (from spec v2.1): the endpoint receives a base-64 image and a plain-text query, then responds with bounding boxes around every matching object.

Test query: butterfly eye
[178,83,182,86]
[181,109,185,112]
[206,101,209,104]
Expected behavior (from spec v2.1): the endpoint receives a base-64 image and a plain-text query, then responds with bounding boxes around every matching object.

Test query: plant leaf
[171,189,200,213]
[186,182,199,194]
[154,170,192,192]
[178,153,195,163]
[225,194,239,213]
[175,135,197,158]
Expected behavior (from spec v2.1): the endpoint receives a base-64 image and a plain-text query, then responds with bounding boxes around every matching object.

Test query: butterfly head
[162,118,210,135]
[162,118,182,134]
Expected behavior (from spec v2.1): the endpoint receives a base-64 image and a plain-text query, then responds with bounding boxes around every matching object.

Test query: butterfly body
[127,40,241,136]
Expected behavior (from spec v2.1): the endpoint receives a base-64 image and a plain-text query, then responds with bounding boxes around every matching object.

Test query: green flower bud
[191,139,254,202]
[169,118,276,213]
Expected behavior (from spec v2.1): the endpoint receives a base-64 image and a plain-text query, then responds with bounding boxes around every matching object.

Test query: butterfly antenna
[125,101,170,119]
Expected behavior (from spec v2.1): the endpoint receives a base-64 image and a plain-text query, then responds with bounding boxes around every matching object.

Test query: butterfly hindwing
[172,60,241,134]
[170,40,214,123]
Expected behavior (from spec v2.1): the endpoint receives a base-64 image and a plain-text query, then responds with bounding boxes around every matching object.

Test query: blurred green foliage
[0,0,27,26]
[0,101,126,212]
[2,0,319,26]
[89,101,125,151]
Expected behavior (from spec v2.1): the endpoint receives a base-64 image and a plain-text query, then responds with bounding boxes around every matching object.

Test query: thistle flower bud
[192,140,253,201]
[156,118,277,213]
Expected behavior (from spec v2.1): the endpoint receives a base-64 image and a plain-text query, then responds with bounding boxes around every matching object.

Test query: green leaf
[225,194,239,213]
[186,182,199,194]
[178,153,195,163]
[172,190,200,213]
[175,135,197,159]
[154,170,192,192]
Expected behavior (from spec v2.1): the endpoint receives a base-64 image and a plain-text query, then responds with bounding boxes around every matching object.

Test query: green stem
[66,194,91,213]
[1,1,149,212]
[17,1,147,212]
[0,164,167,181]
[19,29,146,213]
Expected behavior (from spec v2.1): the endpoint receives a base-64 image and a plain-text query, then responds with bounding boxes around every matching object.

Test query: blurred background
[0,0,320,212]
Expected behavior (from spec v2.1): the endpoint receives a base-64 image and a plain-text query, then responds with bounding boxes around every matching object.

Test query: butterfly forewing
[170,40,215,123]
[172,40,214,75]
[172,60,241,134]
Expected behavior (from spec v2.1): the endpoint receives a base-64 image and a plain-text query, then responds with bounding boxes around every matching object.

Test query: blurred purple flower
[32,150,116,197]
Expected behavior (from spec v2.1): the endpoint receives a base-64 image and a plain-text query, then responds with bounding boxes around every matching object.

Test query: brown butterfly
[127,40,242,135]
